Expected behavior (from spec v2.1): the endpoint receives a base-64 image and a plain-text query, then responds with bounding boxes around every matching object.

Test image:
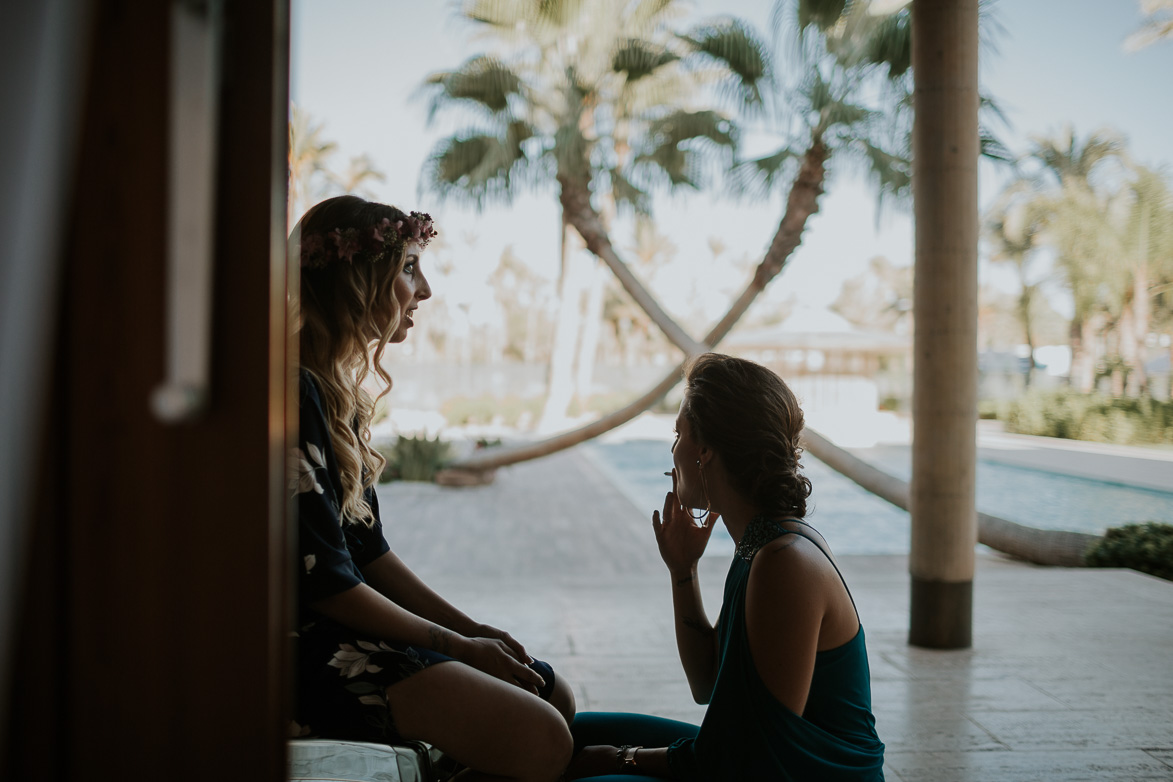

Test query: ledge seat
[289,739,452,782]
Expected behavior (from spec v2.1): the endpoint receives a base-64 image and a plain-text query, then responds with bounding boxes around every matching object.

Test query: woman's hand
[563,745,621,780]
[652,479,718,577]
[467,622,530,664]
[453,635,544,695]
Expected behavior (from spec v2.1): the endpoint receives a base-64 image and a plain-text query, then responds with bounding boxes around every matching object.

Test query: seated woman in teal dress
[565,353,885,781]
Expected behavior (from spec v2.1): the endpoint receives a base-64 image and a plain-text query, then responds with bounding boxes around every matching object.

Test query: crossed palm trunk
[445,136,1100,568]
[451,137,828,471]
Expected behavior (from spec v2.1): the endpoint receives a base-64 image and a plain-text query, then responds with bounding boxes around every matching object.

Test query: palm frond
[980,127,1014,165]
[860,140,912,203]
[425,56,524,120]
[612,39,679,83]
[423,130,529,209]
[824,98,873,130]
[861,8,911,78]
[463,0,535,29]
[627,0,676,33]
[536,0,587,28]
[679,20,770,108]
[728,146,799,200]
[609,166,652,215]
[797,0,847,33]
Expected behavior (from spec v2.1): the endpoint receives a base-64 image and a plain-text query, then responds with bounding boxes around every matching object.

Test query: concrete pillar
[909,0,980,649]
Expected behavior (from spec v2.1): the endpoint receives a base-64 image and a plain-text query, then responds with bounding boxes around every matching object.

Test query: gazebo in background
[723,306,910,442]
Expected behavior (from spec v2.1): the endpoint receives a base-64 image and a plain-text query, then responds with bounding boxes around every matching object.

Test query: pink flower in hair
[331,228,362,263]
[371,218,391,243]
[300,233,325,259]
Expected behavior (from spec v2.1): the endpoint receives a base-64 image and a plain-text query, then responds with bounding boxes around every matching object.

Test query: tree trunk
[449,139,828,471]
[909,0,979,650]
[575,257,606,401]
[1018,284,1035,387]
[1132,264,1150,395]
[801,429,1098,567]
[1119,299,1137,397]
[538,214,585,432]
[558,173,706,357]
[1070,314,1096,392]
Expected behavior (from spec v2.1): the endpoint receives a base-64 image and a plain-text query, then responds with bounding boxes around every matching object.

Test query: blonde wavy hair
[291,195,414,527]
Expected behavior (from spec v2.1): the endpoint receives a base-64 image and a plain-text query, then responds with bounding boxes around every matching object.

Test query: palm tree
[1024,127,1125,392]
[1120,165,1173,393]
[985,183,1047,383]
[420,0,765,403]
[288,105,385,229]
[428,0,1007,471]
[288,104,338,228]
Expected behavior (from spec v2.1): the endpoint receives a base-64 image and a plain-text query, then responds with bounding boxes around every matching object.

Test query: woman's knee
[549,672,577,726]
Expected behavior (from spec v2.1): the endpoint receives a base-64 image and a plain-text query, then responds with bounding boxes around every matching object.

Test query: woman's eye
[403,263,416,275]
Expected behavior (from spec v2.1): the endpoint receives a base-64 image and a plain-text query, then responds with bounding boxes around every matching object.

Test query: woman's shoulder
[748,524,834,588]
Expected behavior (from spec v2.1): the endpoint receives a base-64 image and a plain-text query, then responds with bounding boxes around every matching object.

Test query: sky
[290,0,1173,328]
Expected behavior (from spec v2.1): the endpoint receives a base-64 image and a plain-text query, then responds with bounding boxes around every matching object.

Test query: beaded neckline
[735,516,794,562]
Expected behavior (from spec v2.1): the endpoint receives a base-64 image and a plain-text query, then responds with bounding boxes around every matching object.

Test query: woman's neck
[710,486,763,547]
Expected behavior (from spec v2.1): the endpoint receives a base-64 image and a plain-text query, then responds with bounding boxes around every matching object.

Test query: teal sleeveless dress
[571,517,885,780]
[666,518,885,780]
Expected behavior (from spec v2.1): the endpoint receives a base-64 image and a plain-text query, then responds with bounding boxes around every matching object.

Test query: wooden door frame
[7,2,292,779]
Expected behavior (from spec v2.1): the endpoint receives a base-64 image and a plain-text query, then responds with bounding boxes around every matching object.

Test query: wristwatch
[618,745,642,769]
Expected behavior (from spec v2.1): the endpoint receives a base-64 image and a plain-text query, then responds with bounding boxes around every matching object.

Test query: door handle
[151,0,223,423]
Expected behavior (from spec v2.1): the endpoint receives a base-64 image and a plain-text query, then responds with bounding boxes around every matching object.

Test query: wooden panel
[8,1,291,779]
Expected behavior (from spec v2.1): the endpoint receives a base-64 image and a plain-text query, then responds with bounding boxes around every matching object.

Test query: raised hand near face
[652,469,719,576]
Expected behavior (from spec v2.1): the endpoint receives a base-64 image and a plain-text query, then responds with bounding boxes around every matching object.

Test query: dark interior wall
[7,2,291,779]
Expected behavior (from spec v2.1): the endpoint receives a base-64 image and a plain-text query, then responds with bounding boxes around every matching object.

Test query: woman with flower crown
[564,354,884,781]
[290,195,574,782]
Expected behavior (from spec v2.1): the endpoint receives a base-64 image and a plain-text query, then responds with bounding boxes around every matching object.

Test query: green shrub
[999,388,1173,446]
[1084,522,1173,581]
[377,434,451,483]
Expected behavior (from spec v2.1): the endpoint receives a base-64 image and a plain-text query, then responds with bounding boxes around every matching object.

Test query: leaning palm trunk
[450,141,828,471]
[800,430,1100,567]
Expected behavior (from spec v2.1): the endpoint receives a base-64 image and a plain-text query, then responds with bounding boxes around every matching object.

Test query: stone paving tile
[967,708,1173,752]
[1146,750,1173,771]
[871,676,1067,712]
[379,445,1173,779]
[884,749,1173,781]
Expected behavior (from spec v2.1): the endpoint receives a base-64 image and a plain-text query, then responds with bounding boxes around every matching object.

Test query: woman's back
[668,518,885,781]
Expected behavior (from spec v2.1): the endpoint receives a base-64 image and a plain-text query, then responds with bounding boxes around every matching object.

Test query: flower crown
[300,211,438,270]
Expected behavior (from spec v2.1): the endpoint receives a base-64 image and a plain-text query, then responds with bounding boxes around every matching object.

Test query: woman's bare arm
[309,582,543,691]
[359,549,530,661]
[744,538,835,715]
[653,489,720,703]
[669,565,720,703]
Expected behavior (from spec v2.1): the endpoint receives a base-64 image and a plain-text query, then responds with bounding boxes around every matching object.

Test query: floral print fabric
[293,371,430,743]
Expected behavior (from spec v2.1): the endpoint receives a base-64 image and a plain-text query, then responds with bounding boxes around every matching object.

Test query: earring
[689,459,711,523]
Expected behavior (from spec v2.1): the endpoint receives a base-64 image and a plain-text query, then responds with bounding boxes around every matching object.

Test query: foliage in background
[998,388,1173,445]
[288,104,385,228]
[441,395,545,428]
[983,127,1173,397]
[378,434,452,483]
[1085,522,1173,581]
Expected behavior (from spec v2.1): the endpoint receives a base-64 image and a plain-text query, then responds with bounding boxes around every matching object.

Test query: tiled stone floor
[378,447,1173,781]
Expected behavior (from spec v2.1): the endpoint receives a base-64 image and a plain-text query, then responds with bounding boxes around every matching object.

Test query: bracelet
[615,744,643,770]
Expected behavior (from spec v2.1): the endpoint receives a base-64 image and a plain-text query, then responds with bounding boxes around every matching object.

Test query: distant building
[723,306,911,419]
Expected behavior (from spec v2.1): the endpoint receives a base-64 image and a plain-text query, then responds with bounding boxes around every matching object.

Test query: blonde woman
[291,195,574,782]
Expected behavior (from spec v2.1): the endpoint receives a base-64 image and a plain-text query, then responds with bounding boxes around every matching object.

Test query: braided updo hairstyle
[681,353,812,519]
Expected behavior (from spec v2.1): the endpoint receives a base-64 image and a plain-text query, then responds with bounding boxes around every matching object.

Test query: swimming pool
[583,439,1173,556]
